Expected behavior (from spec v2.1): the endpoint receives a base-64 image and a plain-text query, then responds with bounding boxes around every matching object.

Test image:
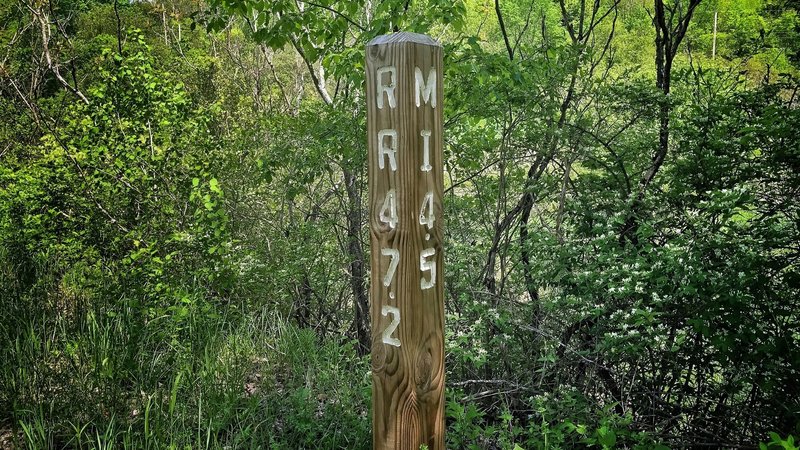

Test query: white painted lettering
[415,67,436,108]
[381,305,401,347]
[420,130,432,172]
[378,129,398,171]
[420,248,436,290]
[379,189,398,228]
[419,191,435,229]
[376,66,397,109]
[381,248,400,287]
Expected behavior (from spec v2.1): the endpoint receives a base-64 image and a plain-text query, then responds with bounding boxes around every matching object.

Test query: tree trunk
[290,40,371,354]
[344,167,370,355]
[619,0,701,245]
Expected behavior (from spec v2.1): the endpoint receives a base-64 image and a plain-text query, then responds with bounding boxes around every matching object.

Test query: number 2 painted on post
[381,305,401,347]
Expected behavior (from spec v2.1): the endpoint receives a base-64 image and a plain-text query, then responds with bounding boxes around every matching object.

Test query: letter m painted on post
[415,67,436,108]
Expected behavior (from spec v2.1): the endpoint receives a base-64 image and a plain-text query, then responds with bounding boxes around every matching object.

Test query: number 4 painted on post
[419,191,435,229]
[379,189,398,229]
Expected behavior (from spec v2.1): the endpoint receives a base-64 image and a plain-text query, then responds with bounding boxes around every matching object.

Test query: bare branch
[304,1,365,31]
[289,35,333,105]
[495,0,515,60]
[28,4,89,104]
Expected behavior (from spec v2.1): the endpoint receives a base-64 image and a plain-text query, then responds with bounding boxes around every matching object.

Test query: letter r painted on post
[377,129,398,171]
[376,66,397,109]
[415,67,436,108]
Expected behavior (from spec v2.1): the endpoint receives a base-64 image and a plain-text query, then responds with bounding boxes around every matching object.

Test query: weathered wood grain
[366,32,445,450]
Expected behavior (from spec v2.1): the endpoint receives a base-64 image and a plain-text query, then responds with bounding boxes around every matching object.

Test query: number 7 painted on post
[381,248,400,287]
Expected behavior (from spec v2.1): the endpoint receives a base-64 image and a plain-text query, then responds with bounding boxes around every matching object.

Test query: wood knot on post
[372,340,387,373]
[415,351,433,390]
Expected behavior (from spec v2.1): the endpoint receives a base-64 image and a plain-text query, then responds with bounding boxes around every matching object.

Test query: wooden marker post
[366,32,445,450]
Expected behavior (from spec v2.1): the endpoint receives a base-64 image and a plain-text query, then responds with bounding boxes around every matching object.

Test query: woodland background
[0,0,798,447]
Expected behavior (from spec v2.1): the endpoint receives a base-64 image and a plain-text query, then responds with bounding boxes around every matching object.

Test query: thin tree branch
[495,0,515,60]
[305,1,365,31]
[27,3,89,104]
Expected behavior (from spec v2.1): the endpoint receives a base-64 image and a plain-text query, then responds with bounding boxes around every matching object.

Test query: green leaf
[169,370,182,416]
[597,426,616,448]
[209,177,221,194]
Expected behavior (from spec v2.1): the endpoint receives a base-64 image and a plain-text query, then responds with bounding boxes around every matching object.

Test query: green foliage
[198,0,465,90]
[1,0,799,447]
[762,433,799,450]
[1,25,237,448]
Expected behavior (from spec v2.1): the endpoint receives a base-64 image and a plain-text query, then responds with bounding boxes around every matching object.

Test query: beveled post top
[367,32,442,47]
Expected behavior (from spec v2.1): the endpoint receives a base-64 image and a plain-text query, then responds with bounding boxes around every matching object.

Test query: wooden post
[366,32,445,450]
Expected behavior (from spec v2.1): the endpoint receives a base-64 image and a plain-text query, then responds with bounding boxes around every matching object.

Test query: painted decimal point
[378,129,398,171]
[425,234,430,241]
[381,305,401,347]
[420,130,432,172]
[415,67,437,108]
[390,292,395,299]
[420,248,436,290]
[376,66,397,109]
[381,248,400,287]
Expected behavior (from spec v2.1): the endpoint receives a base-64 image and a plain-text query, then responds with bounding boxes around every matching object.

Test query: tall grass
[0,264,371,450]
